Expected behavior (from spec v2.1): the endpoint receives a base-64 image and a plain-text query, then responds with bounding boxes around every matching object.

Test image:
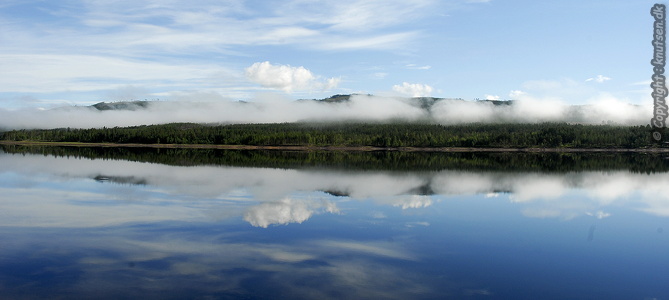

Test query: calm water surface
[0,147,668,299]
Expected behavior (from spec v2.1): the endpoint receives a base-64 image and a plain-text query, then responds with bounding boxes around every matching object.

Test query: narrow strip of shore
[2,140,669,152]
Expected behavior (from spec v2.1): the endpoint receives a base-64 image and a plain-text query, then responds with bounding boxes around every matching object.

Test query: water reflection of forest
[3,144,668,173]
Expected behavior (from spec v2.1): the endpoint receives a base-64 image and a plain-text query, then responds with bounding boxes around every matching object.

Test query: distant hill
[87,94,516,112]
[299,94,514,112]
[306,94,355,103]
[91,100,151,111]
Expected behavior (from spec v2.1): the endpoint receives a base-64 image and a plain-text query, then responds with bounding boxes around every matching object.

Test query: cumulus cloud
[325,77,342,90]
[392,82,433,97]
[245,61,340,93]
[484,94,500,100]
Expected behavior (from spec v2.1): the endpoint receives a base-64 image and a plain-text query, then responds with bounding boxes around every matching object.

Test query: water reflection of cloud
[4,152,669,298]
[405,221,430,228]
[244,198,340,228]
[391,195,433,209]
[0,154,424,200]
[3,153,669,225]
[586,211,611,219]
[314,240,416,261]
[0,186,223,227]
[510,175,569,203]
[582,172,646,203]
[432,172,502,195]
[0,226,433,299]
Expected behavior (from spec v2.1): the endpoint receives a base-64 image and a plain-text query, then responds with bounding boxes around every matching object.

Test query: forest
[0,122,662,149]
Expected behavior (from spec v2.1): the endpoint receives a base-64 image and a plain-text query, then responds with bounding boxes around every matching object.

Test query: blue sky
[0,0,663,109]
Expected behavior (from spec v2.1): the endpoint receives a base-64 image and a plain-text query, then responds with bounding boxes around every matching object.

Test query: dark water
[1,147,668,299]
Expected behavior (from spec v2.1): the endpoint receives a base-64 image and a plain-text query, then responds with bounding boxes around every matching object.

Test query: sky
[0,0,664,112]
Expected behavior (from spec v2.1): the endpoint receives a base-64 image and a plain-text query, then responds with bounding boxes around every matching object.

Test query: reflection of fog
[2,152,669,228]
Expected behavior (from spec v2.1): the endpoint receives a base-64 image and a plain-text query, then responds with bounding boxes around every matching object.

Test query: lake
[1,146,668,299]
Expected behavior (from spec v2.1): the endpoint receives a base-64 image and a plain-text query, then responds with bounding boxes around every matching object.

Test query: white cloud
[392,82,433,97]
[586,75,612,83]
[325,77,342,90]
[104,85,151,102]
[245,61,340,93]
[0,54,220,94]
[406,64,432,70]
[484,94,500,100]
[1,0,435,56]
[315,32,418,50]
[0,0,445,107]
[631,80,652,86]
[280,0,435,33]
[509,90,526,98]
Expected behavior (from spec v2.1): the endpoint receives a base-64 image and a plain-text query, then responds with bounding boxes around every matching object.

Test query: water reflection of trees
[2,144,669,173]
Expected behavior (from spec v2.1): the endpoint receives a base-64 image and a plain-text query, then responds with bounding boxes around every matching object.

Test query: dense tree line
[3,144,669,173]
[0,122,660,148]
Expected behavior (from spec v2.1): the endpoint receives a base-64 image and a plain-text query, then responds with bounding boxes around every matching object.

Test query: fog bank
[0,94,652,130]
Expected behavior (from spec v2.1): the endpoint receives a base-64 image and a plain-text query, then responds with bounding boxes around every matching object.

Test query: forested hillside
[0,122,660,148]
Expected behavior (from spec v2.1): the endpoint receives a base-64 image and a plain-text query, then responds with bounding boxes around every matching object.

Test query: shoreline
[2,140,669,152]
